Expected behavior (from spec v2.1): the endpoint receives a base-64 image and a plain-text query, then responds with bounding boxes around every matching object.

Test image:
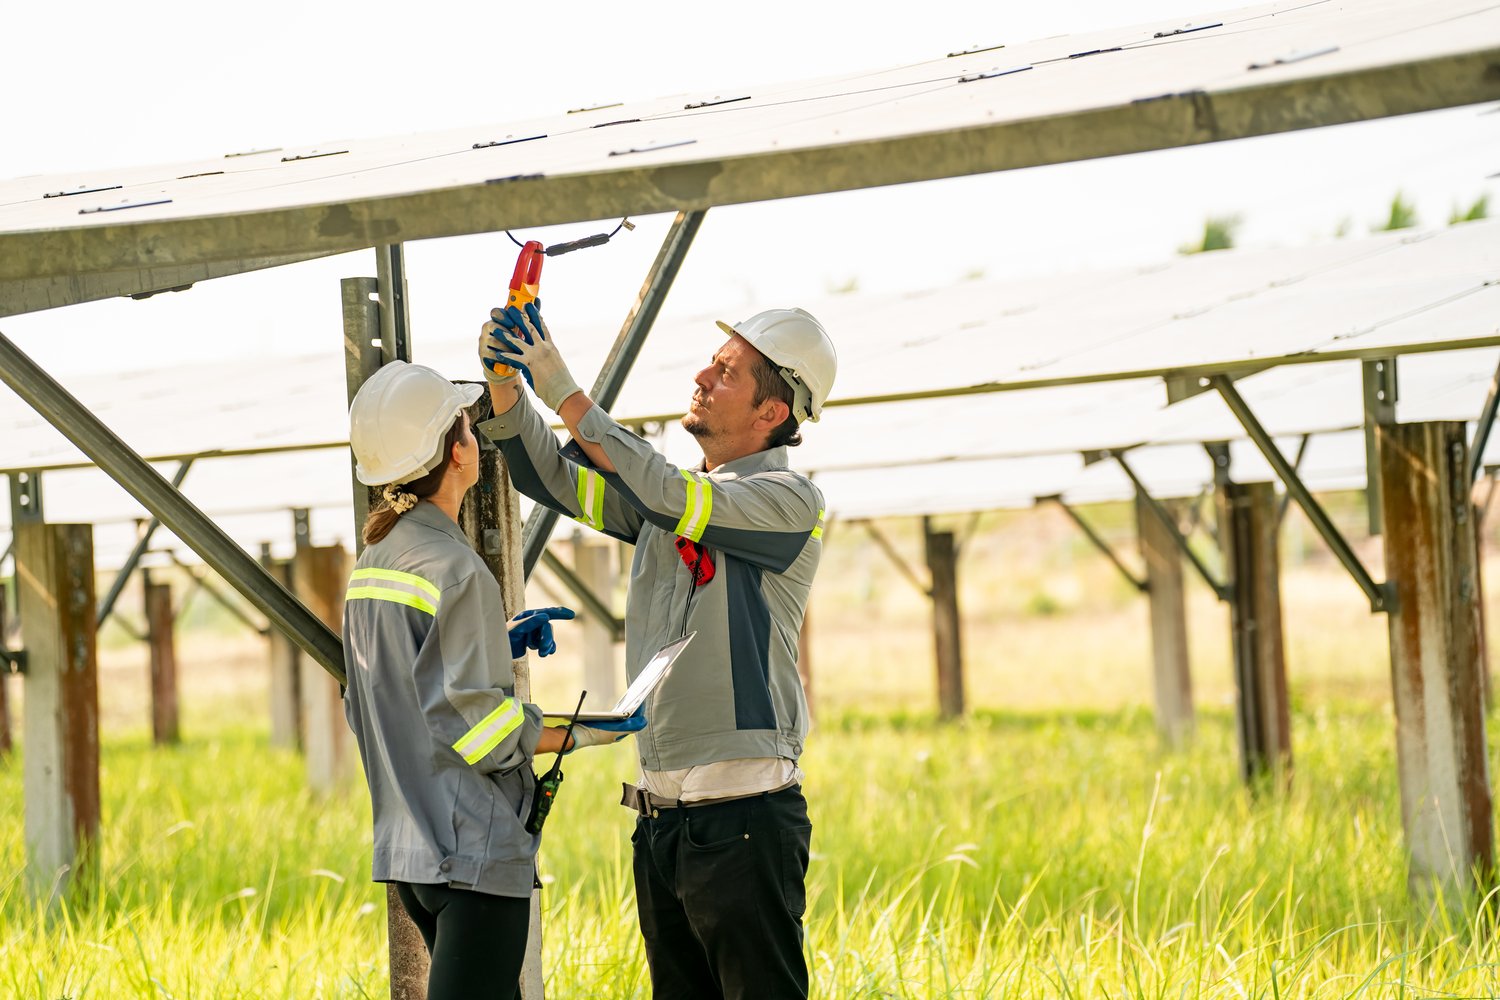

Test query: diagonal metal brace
[539,549,624,642]
[1109,452,1231,601]
[861,520,932,598]
[1470,354,1500,486]
[1038,494,1147,592]
[0,327,345,680]
[1211,374,1391,613]
[97,459,194,626]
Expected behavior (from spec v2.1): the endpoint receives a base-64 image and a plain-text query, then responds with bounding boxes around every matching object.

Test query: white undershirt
[640,757,802,803]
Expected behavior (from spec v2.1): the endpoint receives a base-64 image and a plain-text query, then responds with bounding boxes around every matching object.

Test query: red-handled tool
[492,240,544,378]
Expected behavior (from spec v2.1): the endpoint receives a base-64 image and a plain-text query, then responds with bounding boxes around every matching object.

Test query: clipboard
[544,631,696,723]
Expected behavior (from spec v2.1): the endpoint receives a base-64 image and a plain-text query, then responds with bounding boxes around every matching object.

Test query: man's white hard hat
[715,307,837,422]
[349,361,483,486]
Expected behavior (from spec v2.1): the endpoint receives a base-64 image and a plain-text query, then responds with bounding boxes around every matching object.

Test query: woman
[343,360,618,999]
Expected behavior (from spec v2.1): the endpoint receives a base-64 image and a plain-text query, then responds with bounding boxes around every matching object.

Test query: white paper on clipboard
[546,631,696,723]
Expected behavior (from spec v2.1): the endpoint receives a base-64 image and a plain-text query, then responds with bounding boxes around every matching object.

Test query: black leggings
[394,881,529,1000]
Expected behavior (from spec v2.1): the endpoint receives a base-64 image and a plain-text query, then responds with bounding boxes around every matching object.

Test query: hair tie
[382,484,419,514]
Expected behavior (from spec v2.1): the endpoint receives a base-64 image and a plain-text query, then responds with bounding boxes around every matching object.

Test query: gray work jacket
[479,393,825,772]
[342,501,545,898]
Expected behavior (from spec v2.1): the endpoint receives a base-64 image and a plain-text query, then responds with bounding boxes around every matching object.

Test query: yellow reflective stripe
[811,508,826,540]
[673,470,713,543]
[453,697,524,765]
[349,567,441,601]
[573,467,605,531]
[345,586,437,616]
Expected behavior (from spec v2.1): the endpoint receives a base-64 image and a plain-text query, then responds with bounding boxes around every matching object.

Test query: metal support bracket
[1110,451,1231,601]
[1470,354,1500,486]
[1039,494,1148,592]
[1,647,26,674]
[1276,434,1311,528]
[538,549,625,642]
[1212,374,1392,613]
[1363,358,1398,534]
[521,210,707,577]
[8,471,43,525]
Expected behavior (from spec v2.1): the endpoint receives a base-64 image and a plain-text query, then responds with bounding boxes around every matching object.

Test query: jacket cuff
[475,391,530,441]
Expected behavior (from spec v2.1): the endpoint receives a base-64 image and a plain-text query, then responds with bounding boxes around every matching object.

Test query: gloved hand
[478,317,520,386]
[507,606,575,659]
[483,301,583,412]
[565,705,647,751]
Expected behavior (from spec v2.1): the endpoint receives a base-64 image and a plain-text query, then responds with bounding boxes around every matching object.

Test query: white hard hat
[349,361,483,486]
[715,307,837,422]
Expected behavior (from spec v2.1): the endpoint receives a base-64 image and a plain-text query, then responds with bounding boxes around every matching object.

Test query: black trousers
[632,786,813,1000]
[394,881,529,1000]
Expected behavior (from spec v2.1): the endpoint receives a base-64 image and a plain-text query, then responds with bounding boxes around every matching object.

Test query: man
[475,301,836,1000]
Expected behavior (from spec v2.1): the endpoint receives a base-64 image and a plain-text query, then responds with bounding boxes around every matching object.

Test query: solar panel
[0,0,1495,292]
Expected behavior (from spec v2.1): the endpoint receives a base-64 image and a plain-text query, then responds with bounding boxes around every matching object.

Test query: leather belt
[620,781,795,817]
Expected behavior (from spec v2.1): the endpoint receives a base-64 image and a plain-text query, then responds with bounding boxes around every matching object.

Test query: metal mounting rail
[1211,374,1391,613]
[521,210,707,577]
[0,328,345,680]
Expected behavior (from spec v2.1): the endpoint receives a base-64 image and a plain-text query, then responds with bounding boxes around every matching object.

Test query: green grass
[4,707,1500,998]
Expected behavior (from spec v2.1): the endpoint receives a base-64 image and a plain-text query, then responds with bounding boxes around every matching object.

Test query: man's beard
[681,412,713,439]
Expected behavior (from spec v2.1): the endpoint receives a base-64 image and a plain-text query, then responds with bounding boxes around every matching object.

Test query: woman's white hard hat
[349,361,483,486]
[715,308,837,422]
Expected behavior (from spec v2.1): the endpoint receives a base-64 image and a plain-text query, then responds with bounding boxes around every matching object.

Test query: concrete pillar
[1379,421,1493,904]
[923,517,964,719]
[1135,495,1193,748]
[294,543,356,793]
[572,535,619,710]
[261,545,301,751]
[1218,481,1291,787]
[144,571,180,745]
[18,522,99,898]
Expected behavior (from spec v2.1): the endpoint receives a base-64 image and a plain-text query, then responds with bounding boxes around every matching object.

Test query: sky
[2,0,1496,386]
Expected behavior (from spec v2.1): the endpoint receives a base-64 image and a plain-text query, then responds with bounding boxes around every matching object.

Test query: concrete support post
[1218,481,1291,787]
[0,580,12,758]
[458,394,545,999]
[1379,421,1493,904]
[144,570,180,745]
[1135,495,1194,748]
[18,522,99,898]
[262,547,302,752]
[923,517,964,719]
[572,535,619,710]
[295,544,355,793]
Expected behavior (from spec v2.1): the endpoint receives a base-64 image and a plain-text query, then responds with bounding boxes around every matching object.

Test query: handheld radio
[524,690,586,836]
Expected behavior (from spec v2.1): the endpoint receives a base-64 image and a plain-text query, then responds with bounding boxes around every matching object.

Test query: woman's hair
[751,353,803,449]
[362,416,467,546]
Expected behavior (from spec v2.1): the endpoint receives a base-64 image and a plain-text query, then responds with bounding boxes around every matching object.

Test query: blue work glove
[507,606,575,659]
[566,705,647,752]
[482,301,583,412]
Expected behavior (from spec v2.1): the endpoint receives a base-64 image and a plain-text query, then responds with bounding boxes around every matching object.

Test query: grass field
[2,499,1499,998]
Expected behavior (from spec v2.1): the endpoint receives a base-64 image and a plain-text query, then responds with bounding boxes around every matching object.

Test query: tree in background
[1179,214,1241,254]
[1449,193,1489,224]
[1376,191,1419,231]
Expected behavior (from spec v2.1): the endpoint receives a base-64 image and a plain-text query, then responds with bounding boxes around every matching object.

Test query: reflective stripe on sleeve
[452,697,525,765]
[349,567,442,600]
[673,470,714,543]
[345,586,438,616]
[574,467,606,531]
[811,508,826,540]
